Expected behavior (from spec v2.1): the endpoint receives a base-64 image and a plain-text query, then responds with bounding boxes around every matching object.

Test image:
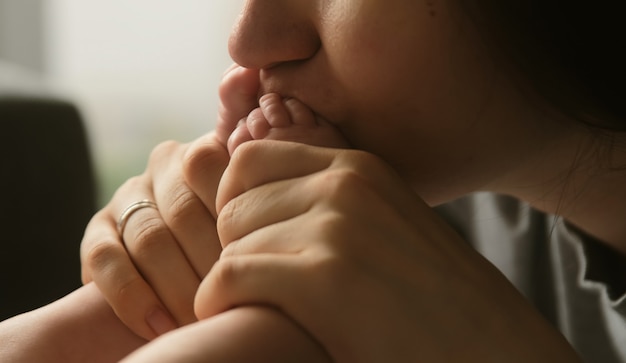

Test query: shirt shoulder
[437,192,626,362]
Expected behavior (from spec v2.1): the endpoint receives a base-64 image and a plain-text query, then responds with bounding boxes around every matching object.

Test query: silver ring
[117,200,158,235]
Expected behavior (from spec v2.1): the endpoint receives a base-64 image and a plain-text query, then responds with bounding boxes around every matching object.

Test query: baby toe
[284,98,316,126]
[246,108,271,140]
[227,119,254,155]
[259,93,291,127]
[216,66,260,147]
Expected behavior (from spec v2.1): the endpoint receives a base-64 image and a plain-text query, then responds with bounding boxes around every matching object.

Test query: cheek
[320,1,426,84]
[333,45,462,162]
[314,2,515,200]
[324,13,458,135]
[329,53,495,202]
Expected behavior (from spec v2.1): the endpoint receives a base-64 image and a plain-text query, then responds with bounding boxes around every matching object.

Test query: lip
[257,71,295,101]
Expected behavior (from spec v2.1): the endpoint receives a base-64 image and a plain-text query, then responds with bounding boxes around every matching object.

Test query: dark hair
[460,1,624,131]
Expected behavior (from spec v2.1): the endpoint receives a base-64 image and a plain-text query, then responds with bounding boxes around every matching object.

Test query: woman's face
[229,0,570,205]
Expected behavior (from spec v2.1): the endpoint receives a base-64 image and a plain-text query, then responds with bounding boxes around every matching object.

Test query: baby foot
[215,65,261,148]
[227,93,349,155]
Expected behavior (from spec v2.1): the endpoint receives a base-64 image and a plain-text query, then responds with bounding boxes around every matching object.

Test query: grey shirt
[437,192,626,363]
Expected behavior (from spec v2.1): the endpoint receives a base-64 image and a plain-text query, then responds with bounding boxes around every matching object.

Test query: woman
[3,0,625,361]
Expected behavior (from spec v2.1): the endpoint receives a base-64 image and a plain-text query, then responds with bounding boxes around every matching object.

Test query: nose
[228,1,320,69]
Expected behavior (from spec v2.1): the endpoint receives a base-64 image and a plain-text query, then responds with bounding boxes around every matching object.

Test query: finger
[114,178,201,327]
[182,132,230,220]
[217,174,314,245]
[194,254,306,320]
[220,212,312,257]
[80,209,177,340]
[101,170,201,327]
[217,161,394,255]
[216,66,260,146]
[149,141,221,279]
[217,141,424,221]
[216,141,335,213]
[196,250,420,363]
[194,252,349,357]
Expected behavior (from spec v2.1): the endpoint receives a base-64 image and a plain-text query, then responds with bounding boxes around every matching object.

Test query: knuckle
[343,149,386,171]
[312,210,356,251]
[316,209,348,233]
[316,167,371,203]
[83,238,119,273]
[182,138,226,184]
[129,216,173,255]
[113,273,145,306]
[339,149,392,181]
[210,257,245,289]
[229,140,262,168]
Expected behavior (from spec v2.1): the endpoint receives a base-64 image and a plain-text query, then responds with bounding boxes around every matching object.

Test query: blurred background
[1,0,243,205]
[1,1,245,318]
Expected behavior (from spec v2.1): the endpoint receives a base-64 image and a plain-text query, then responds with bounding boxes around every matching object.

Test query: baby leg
[0,284,146,363]
[122,306,330,363]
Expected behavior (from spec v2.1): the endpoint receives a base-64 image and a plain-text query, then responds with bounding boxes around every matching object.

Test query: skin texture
[0,284,146,362]
[122,307,329,363]
[227,0,569,206]
[9,0,626,360]
[0,90,338,363]
[122,92,343,363]
[223,0,626,251]
[78,65,348,343]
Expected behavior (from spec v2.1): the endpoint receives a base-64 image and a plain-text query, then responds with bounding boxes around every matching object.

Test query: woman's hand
[195,140,582,362]
[79,65,260,340]
[79,133,229,340]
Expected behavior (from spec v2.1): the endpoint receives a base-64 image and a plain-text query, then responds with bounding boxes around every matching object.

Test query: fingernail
[146,308,177,337]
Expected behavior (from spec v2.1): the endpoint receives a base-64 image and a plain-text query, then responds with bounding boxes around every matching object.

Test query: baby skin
[215,64,349,155]
[123,70,349,362]
[225,93,349,155]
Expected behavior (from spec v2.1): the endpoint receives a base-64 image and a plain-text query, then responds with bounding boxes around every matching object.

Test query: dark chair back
[0,96,97,320]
